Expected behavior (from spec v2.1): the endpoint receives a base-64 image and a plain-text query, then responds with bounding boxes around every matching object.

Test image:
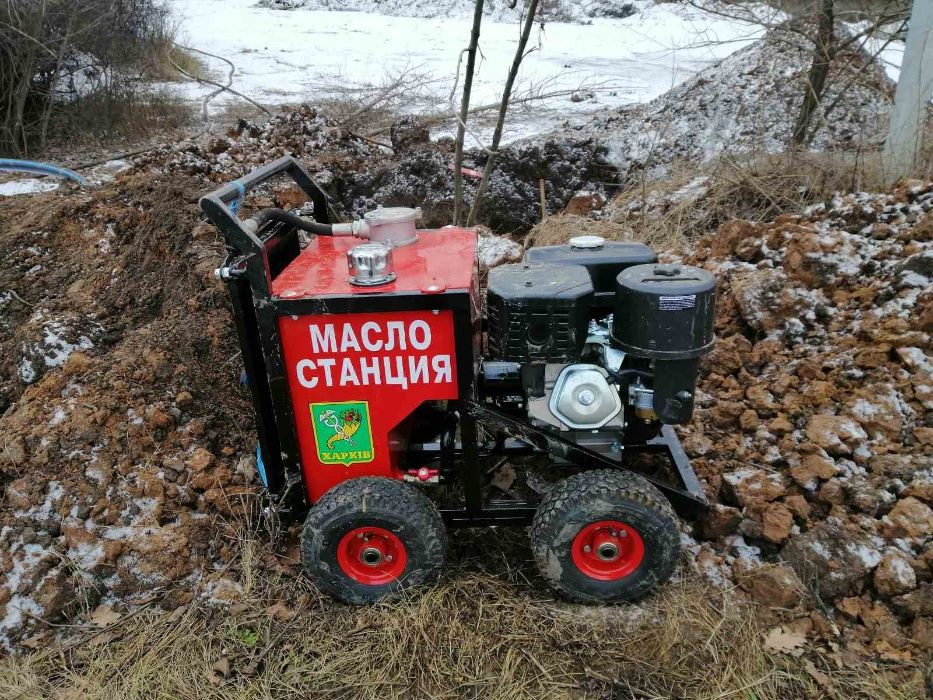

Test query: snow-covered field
[168,0,770,141]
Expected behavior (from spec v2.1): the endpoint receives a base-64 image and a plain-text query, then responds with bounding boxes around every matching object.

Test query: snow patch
[0,179,59,197]
[845,542,882,570]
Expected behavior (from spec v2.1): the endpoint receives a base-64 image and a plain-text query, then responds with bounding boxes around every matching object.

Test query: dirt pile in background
[134,104,613,233]
[678,181,933,657]
[578,25,895,180]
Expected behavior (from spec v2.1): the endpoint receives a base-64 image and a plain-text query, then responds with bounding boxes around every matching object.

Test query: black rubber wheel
[530,469,680,603]
[300,477,447,604]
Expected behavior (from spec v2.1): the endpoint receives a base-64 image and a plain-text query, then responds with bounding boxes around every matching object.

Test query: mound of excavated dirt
[681,181,933,656]
[133,105,612,233]
[0,97,929,657]
[0,103,609,647]
[0,174,263,648]
[0,173,572,650]
[577,25,895,179]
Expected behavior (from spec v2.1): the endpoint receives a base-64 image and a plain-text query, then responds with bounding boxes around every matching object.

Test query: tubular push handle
[209,156,299,204]
[199,155,330,255]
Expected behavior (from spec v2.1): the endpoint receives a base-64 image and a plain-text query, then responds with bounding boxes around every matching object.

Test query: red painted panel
[271,228,477,298]
[278,310,459,502]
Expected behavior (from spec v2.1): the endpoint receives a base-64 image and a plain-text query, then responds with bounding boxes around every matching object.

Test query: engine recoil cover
[548,364,621,430]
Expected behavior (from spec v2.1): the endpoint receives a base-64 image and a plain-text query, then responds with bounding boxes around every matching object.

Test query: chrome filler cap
[348,242,395,286]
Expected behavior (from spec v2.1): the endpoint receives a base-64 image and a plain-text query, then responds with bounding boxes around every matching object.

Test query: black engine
[483,235,716,452]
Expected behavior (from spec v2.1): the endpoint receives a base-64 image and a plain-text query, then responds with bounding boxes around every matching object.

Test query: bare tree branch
[167,46,271,117]
[452,0,486,226]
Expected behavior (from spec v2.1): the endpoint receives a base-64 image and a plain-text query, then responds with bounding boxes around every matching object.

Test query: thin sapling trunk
[452,0,485,226]
[467,0,541,227]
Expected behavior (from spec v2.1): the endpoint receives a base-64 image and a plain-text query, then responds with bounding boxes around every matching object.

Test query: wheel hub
[361,547,384,566]
[337,526,407,585]
[596,541,619,561]
[571,520,645,581]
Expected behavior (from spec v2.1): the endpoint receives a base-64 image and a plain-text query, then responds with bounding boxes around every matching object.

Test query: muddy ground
[0,100,930,696]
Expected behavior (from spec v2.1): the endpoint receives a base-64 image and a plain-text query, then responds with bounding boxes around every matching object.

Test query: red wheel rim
[337,526,407,585]
[571,520,645,581]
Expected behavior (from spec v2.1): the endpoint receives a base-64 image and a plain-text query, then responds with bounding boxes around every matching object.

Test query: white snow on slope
[581,26,896,175]
[0,179,60,197]
[848,21,906,83]
[169,0,772,141]
[256,0,641,23]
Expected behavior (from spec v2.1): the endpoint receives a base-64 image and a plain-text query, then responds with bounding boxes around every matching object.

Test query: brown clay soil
[0,108,931,697]
[682,184,933,658]
[0,173,260,620]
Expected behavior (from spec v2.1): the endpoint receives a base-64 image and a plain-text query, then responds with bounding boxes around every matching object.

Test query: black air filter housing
[487,262,593,362]
[613,264,716,425]
[612,264,716,358]
[524,237,657,317]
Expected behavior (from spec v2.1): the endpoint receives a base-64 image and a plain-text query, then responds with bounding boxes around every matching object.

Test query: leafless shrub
[0,0,184,156]
[143,40,210,84]
[311,63,447,132]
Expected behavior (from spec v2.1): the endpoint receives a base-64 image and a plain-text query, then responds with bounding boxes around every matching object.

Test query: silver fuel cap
[348,242,396,286]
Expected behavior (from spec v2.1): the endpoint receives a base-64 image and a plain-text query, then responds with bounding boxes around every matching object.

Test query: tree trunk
[885,0,933,178]
[452,0,485,226]
[792,0,834,145]
[467,0,541,227]
[39,9,77,154]
[12,47,38,156]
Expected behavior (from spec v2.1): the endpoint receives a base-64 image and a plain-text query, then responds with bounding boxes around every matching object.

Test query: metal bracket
[465,401,709,517]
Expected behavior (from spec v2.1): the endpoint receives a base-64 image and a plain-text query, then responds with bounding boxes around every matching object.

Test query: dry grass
[143,40,211,83]
[523,214,635,248]
[621,148,932,246]
[0,526,926,700]
[526,148,933,253]
[0,0,183,156]
[50,88,195,145]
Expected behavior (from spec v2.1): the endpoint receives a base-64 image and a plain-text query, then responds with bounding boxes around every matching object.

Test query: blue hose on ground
[0,159,90,186]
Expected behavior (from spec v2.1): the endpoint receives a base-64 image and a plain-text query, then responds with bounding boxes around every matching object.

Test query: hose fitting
[331,220,370,237]
[245,208,334,235]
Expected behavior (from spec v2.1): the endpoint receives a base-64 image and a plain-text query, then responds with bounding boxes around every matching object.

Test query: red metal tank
[272,228,479,501]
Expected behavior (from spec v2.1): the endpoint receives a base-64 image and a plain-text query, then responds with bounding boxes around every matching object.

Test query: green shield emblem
[310,401,375,466]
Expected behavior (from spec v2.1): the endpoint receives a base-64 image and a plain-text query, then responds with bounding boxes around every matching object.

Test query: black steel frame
[200,156,708,526]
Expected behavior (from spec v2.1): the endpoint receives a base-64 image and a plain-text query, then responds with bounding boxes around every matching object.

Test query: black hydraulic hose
[250,208,333,235]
